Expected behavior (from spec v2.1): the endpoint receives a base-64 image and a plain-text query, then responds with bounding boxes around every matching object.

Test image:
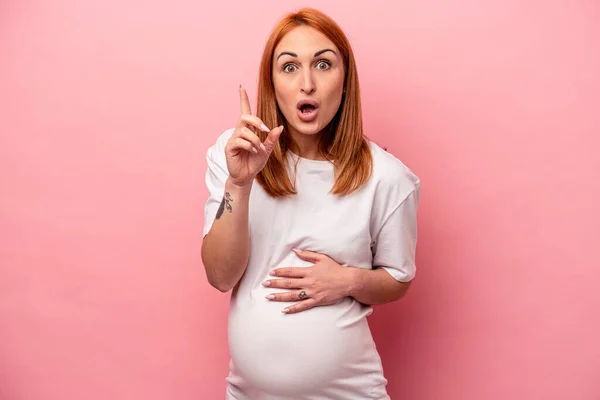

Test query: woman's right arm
[201,179,252,292]
[201,86,283,292]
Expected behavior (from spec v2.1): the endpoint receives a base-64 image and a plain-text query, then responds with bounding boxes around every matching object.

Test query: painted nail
[261,280,271,287]
[282,308,289,314]
[292,248,302,254]
[265,294,275,300]
[252,147,258,154]
[268,270,276,276]
[260,124,270,133]
[260,143,267,152]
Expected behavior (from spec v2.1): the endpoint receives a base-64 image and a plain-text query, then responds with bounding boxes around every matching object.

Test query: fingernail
[265,294,275,300]
[268,270,276,276]
[292,248,302,254]
[282,308,289,314]
[260,124,270,133]
[252,147,258,154]
[261,280,271,287]
[260,143,267,152]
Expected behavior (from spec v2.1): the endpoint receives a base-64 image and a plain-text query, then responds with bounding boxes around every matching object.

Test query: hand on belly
[262,248,355,314]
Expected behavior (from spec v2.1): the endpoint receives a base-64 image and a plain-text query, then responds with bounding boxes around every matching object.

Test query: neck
[287,128,325,161]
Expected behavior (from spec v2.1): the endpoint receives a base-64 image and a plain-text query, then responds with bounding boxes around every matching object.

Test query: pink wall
[1,1,598,399]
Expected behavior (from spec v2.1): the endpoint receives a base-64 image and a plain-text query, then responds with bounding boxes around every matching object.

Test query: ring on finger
[298,290,307,299]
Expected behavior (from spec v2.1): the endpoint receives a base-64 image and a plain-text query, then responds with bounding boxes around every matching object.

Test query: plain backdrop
[1,1,599,399]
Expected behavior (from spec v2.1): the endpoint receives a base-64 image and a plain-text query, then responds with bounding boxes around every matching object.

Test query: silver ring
[298,291,307,299]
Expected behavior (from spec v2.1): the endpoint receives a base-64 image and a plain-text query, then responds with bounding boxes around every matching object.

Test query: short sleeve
[203,129,234,238]
[372,185,420,282]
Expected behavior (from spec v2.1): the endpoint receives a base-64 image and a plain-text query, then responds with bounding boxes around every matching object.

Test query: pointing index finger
[239,85,252,115]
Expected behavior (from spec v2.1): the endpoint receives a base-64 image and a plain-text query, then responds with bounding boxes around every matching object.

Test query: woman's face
[272,25,345,138]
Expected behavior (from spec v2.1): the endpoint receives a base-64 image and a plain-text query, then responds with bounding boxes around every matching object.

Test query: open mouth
[297,100,319,122]
[299,104,317,114]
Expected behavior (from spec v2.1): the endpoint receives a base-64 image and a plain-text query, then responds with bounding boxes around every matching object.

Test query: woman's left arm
[346,264,411,305]
[265,186,419,314]
[265,249,410,314]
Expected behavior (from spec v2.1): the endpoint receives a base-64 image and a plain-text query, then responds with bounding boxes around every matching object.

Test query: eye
[283,64,297,73]
[316,60,331,70]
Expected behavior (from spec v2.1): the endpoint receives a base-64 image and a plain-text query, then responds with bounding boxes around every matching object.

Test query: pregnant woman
[201,7,420,400]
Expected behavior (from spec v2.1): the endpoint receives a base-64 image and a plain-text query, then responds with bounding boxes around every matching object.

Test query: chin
[297,127,322,136]
[289,120,325,136]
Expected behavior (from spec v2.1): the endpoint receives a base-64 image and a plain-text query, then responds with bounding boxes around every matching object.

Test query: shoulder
[208,128,235,153]
[368,140,420,202]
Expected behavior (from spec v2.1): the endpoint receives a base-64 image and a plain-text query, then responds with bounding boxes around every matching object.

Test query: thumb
[263,125,283,153]
[292,248,321,263]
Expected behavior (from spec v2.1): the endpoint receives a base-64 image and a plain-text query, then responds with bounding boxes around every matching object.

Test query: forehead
[274,25,338,57]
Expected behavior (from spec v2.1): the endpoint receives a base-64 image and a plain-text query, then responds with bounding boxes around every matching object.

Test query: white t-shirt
[203,128,420,400]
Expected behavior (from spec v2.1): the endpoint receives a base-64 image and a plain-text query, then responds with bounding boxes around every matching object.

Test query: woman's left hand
[262,249,354,314]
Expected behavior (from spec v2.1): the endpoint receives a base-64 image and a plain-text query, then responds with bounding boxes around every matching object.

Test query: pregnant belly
[227,297,382,396]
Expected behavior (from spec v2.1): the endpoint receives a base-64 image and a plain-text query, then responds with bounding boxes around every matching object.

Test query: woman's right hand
[225,86,283,187]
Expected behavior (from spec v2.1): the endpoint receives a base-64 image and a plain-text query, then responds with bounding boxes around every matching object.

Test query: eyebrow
[276,48,337,60]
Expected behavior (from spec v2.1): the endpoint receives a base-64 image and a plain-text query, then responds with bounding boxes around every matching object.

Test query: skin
[201,87,282,292]
[272,25,345,160]
[264,249,410,314]
[202,26,411,310]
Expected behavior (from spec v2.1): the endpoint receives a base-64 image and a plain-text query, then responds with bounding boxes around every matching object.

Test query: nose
[300,69,315,95]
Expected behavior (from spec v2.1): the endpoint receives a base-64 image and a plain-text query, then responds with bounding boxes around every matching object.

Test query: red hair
[255,8,373,197]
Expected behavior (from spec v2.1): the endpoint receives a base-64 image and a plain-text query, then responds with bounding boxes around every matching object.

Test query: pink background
[1,1,599,399]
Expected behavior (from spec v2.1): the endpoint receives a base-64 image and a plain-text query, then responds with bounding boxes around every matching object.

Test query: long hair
[255,8,373,197]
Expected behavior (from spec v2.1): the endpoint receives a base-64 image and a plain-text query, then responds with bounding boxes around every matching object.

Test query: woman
[202,8,420,400]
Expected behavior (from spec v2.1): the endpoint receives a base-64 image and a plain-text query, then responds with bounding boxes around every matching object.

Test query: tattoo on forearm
[215,192,233,219]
